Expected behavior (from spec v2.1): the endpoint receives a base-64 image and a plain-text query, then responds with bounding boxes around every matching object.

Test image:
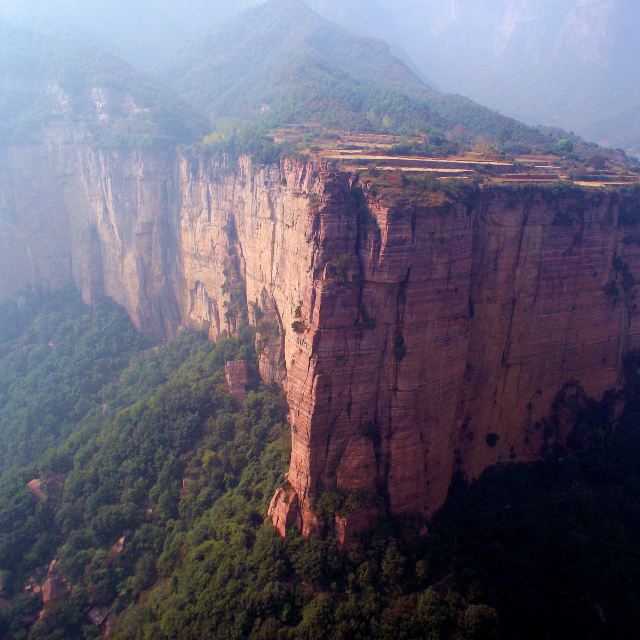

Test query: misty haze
[0,1,639,639]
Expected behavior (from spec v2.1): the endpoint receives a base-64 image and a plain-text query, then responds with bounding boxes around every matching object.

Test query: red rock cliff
[1,143,639,535]
[266,173,640,535]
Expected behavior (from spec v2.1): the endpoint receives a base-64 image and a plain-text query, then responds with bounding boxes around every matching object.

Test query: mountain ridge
[0,21,208,147]
[161,0,553,151]
[307,0,640,155]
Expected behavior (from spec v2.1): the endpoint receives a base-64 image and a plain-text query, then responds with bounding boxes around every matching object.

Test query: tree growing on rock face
[589,154,608,170]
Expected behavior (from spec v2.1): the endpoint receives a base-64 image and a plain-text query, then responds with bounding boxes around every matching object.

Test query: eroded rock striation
[2,139,640,536]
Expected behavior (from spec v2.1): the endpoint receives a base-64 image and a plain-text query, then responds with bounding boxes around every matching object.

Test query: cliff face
[2,140,639,536]
[0,142,181,338]
[268,175,640,536]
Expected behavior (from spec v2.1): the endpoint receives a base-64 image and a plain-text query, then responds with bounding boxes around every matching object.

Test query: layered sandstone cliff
[267,173,640,536]
[1,139,639,536]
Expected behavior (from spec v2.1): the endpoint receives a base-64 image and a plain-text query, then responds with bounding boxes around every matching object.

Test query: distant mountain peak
[161,0,553,152]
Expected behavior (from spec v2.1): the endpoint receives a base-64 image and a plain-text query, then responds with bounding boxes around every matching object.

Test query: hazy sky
[0,0,256,65]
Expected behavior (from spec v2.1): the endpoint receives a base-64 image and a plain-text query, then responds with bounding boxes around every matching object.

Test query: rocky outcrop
[266,175,640,535]
[225,360,249,404]
[26,479,47,503]
[2,140,640,535]
[25,474,64,502]
[88,606,111,628]
[41,576,65,605]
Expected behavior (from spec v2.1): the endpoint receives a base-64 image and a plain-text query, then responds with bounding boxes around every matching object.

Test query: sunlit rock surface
[2,139,639,535]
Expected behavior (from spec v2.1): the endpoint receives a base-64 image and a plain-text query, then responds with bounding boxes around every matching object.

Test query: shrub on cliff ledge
[202,125,284,165]
[291,320,307,334]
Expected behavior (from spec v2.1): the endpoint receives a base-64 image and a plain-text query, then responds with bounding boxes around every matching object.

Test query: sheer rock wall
[1,141,639,534]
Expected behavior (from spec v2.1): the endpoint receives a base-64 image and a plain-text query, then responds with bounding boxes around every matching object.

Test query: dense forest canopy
[0,293,639,639]
[0,291,146,471]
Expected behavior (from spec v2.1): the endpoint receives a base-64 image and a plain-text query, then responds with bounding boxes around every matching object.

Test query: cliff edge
[2,140,639,537]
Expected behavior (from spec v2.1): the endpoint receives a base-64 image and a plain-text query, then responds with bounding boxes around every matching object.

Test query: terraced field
[290,130,640,187]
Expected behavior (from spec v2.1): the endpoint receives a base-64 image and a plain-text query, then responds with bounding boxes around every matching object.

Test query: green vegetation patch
[0,289,147,471]
[3,290,640,640]
[0,292,289,640]
[0,23,208,149]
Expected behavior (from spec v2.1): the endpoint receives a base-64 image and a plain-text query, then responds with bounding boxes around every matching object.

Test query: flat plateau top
[273,127,640,188]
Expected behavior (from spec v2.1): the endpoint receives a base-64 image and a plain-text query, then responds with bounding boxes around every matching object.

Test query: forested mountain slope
[162,0,552,149]
[308,0,640,156]
[0,22,207,147]
[5,0,638,154]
